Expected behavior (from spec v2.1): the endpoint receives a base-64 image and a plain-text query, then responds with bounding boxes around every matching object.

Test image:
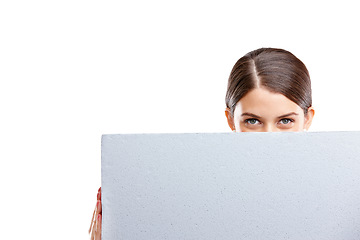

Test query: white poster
[102,132,360,240]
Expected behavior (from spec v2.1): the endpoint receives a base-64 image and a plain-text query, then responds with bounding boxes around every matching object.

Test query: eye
[279,118,294,125]
[245,118,260,125]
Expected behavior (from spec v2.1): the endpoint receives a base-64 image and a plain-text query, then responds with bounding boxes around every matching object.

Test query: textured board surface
[102,132,360,240]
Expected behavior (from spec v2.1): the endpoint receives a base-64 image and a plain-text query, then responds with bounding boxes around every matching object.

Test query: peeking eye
[245,119,260,125]
[279,118,294,125]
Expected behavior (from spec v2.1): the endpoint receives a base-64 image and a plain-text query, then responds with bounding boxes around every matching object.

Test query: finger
[97,188,101,201]
[95,213,102,240]
[97,200,102,215]
[90,188,101,239]
[89,202,97,234]
[91,201,101,238]
[90,219,95,240]
[98,214,102,230]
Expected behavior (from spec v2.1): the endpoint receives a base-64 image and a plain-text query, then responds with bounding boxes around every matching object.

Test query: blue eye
[246,119,259,125]
[279,118,293,124]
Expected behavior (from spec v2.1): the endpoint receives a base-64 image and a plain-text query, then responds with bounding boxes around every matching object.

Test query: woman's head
[225,48,315,132]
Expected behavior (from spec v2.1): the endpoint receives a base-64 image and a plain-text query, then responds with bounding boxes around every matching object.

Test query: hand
[89,187,102,240]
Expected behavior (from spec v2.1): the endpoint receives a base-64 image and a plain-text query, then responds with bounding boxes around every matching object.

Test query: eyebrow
[241,112,262,118]
[241,112,299,118]
[277,112,299,118]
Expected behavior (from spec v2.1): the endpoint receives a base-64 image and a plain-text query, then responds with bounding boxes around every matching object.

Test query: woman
[89,47,315,239]
[225,47,314,132]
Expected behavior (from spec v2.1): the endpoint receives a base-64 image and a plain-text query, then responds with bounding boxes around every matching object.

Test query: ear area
[304,106,315,131]
[225,108,235,131]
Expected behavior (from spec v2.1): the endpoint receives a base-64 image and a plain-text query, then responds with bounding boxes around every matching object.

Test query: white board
[102,132,360,240]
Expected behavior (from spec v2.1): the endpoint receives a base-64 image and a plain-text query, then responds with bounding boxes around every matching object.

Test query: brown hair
[225,48,312,117]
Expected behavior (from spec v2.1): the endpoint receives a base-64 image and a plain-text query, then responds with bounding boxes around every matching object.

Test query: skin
[90,87,315,239]
[89,187,102,240]
[225,87,315,132]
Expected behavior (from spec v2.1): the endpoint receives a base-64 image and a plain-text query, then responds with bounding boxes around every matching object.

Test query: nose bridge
[263,123,278,132]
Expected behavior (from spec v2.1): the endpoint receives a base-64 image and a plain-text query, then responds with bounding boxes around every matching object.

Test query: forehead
[233,88,303,118]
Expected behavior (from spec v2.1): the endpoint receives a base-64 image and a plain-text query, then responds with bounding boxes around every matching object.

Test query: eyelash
[244,118,295,125]
[244,118,261,125]
[279,118,294,124]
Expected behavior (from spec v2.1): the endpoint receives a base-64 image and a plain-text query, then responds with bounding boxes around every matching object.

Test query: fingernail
[97,200,100,208]
[97,214,101,220]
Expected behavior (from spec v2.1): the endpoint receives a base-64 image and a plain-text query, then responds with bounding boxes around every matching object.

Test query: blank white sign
[102,132,360,240]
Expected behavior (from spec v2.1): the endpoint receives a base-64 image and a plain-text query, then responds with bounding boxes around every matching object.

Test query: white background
[1,1,359,239]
